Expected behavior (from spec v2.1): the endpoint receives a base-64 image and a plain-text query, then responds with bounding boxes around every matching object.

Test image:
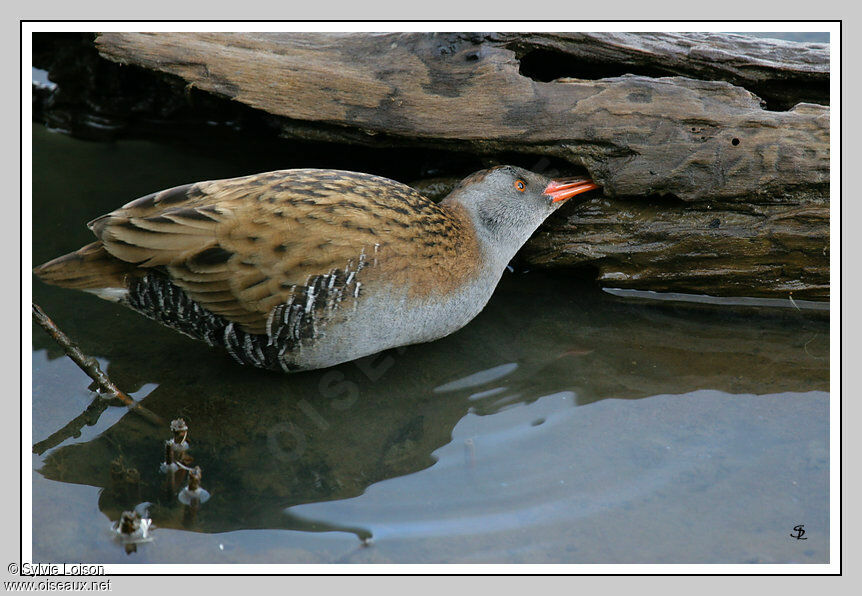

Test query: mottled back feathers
[66,169,480,334]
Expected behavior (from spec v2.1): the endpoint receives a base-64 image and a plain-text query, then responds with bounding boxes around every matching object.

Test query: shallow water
[30,124,829,564]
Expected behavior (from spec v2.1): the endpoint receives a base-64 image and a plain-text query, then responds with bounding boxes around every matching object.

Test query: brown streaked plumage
[34,166,599,372]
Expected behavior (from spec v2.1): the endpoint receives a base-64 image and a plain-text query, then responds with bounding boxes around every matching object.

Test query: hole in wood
[516,48,672,82]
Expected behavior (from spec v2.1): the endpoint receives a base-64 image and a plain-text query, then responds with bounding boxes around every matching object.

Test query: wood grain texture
[500,32,829,108]
[523,194,829,299]
[92,31,830,299]
[95,32,829,201]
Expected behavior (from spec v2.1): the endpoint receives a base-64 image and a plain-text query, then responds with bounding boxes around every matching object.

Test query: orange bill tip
[543,178,601,203]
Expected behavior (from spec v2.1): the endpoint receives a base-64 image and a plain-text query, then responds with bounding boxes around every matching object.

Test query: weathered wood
[87,32,830,299]
[524,194,829,298]
[498,32,829,110]
[95,33,829,200]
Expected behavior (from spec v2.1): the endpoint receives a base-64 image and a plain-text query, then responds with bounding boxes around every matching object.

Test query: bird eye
[514,180,526,192]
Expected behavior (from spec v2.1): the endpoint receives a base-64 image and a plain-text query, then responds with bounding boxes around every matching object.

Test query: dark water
[31,124,830,564]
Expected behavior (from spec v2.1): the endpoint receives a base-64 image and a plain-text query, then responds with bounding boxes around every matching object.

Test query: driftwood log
[89,32,830,299]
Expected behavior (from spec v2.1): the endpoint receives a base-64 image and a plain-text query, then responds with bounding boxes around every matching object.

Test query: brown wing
[89,168,442,334]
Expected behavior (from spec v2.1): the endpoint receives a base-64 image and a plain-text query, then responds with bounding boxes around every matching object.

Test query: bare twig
[32,303,163,426]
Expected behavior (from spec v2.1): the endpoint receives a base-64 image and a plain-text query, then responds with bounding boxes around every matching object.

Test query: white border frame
[21,20,841,575]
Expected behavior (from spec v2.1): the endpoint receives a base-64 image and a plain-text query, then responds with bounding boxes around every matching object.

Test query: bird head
[443,165,600,263]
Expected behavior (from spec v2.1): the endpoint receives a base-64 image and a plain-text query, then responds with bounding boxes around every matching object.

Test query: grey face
[478,163,553,199]
[444,165,559,261]
[480,165,558,219]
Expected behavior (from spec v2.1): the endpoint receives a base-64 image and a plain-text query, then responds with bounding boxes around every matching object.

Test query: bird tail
[33,242,136,300]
